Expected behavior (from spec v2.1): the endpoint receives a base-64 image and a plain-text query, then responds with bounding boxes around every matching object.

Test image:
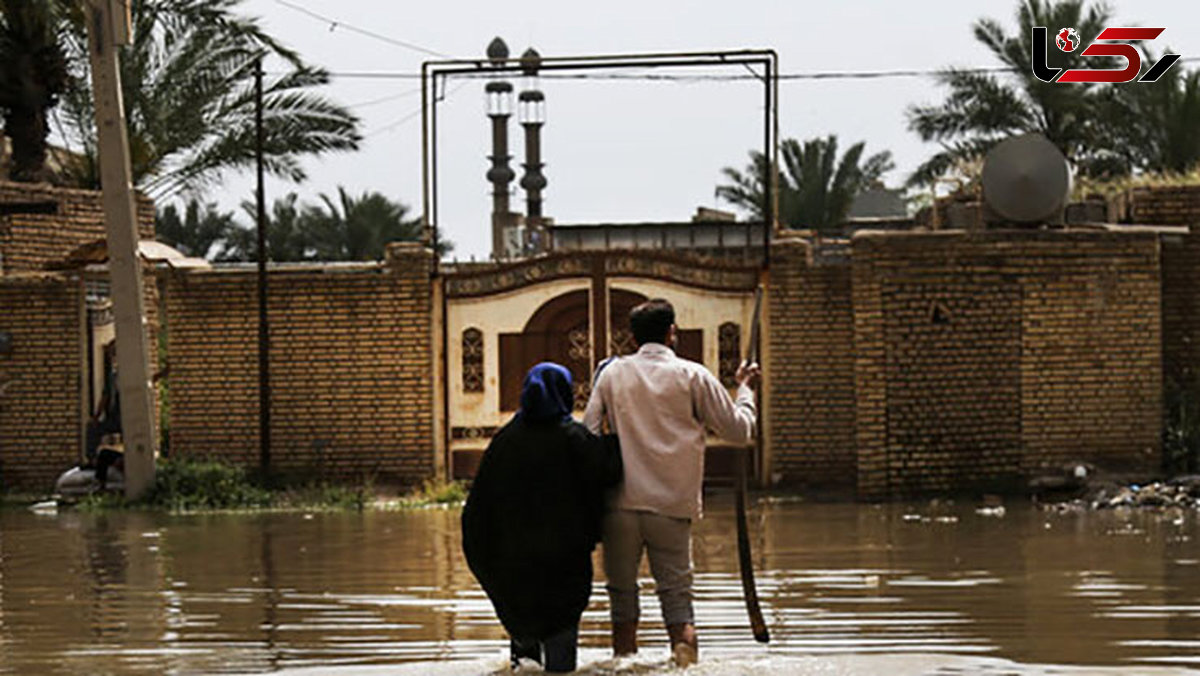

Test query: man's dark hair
[629,298,675,346]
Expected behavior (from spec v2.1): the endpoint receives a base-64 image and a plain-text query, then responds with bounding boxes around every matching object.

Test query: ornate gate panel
[443,251,761,480]
[498,289,593,412]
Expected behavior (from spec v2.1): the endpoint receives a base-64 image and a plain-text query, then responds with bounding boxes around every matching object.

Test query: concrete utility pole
[85,0,157,499]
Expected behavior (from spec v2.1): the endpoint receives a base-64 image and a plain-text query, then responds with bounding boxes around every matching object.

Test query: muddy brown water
[1,497,1198,675]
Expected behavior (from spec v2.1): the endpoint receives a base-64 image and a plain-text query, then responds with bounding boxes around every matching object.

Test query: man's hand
[736,361,761,389]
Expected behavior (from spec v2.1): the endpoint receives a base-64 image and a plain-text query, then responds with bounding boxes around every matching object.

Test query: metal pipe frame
[421,49,780,481]
[421,49,780,275]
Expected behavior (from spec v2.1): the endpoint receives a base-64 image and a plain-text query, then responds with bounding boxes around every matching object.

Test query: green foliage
[284,482,371,511]
[47,0,360,198]
[218,189,443,262]
[145,457,272,511]
[717,135,893,235]
[75,491,132,512]
[415,478,468,505]
[156,199,239,259]
[0,0,72,181]
[1107,61,1200,175]
[1165,375,1200,475]
[380,478,468,509]
[910,0,1200,185]
[302,187,443,260]
[220,192,311,261]
[74,457,380,512]
[906,0,1125,186]
[1073,167,1200,200]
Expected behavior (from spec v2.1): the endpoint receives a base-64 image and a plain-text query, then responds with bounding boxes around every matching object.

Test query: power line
[346,86,423,109]
[363,108,423,138]
[271,0,452,59]
[312,67,1008,82]
[311,57,1200,83]
[363,81,471,138]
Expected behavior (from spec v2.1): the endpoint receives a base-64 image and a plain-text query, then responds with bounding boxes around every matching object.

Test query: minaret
[485,37,515,260]
[518,47,548,255]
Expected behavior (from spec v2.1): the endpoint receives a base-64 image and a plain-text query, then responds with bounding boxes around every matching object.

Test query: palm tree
[301,187,445,260]
[717,135,894,235]
[155,199,237,259]
[1107,61,1200,175]
[0,0,71,182]
[220,192,313,262]
[51,0,361,198]
[907,0,1125,186]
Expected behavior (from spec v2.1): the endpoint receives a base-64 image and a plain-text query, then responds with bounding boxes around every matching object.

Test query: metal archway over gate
[419,49,780,273]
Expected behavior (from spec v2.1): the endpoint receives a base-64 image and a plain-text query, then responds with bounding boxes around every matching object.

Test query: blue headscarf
[518,362,574,424]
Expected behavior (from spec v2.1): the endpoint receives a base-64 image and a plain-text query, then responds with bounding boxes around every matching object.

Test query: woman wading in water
[462,362,622,672]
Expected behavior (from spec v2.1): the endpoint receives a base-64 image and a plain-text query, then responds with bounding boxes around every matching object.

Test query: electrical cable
[364,81,470,138]
[271,0,452,59]
[300,57,1200,82]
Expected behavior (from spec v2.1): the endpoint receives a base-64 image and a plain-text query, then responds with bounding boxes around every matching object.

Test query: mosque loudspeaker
[981,133,1072,227]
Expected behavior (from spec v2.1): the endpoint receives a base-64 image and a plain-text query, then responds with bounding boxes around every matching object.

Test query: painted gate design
[443,251,760,479]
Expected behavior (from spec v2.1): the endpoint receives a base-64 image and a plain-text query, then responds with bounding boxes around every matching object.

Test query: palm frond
[717,135,893,234]
[51,0,361,196]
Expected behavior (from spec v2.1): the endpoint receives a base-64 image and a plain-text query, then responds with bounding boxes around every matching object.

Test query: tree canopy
[1,0,360,196]
[158,188,445,263]
[908,0,1200,185]
[717,135,894,235]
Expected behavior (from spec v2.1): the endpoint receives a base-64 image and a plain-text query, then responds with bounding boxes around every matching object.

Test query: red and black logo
[1032,26,1181,83]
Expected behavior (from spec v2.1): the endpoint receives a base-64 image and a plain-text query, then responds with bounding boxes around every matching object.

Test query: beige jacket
[583,343,756,519]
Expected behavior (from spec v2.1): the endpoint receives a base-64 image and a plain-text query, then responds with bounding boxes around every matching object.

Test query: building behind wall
[0,181,157,490]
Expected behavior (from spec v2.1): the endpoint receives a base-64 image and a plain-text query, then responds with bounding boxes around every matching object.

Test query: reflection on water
[1,498,1198,674]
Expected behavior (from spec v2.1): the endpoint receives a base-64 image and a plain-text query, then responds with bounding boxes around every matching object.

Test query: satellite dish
[981,133,1071,224]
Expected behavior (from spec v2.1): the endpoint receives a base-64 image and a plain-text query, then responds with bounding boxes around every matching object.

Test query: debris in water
[29,500,57,515]
[1039,475,1200,514]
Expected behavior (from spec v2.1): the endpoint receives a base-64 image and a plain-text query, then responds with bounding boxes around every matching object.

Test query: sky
[202,0,1200,261]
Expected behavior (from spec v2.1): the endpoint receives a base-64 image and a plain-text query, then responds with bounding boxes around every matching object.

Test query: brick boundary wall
[1017,234,1161,474]
[852,230,1162,499]
[1161,230,1200,414]
[166,243,436,484]
[0,181,154,274]
[1129,186,1200,226]
[767,237,857,489]
[0,273,85,489]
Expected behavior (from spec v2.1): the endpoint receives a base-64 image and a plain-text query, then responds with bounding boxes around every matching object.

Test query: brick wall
[1161,232,1200,393]
[0,273,84,489]
[1018,236,1161,473]
[166,243,436,483]
[851,231,1162,498]
[767,238,856,488]
[883,275,1022,494]
[1129,186,1200,226]
[0,181,154,274]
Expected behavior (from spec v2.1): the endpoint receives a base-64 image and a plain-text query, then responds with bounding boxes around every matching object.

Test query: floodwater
[1,497,1199,675]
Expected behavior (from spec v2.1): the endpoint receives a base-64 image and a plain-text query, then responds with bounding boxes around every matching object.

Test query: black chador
[462,362,621,672]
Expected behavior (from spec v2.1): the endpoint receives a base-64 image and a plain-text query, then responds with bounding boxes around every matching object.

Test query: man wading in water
[584,298,760,666]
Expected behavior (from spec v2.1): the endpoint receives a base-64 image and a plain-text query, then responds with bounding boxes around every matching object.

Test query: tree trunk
[4,107,49,182]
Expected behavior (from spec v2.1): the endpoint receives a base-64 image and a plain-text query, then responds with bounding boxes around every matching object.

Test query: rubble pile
[1039,475,1200,512]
